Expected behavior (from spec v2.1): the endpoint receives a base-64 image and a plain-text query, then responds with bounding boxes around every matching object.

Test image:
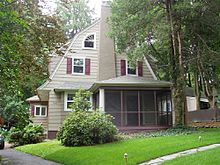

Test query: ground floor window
[105,90,172,127]
[64,92,93,111]
[34,105,47,117]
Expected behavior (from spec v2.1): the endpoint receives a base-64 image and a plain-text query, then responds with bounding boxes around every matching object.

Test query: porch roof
[90,76,171,91]
[54,81,94,92]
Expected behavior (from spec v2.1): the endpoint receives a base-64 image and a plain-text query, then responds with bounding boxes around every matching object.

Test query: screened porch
[104,89,172,128]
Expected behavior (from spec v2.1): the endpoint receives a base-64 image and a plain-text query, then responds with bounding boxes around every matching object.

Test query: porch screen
[140,91,156,125]
[105,91,121,126]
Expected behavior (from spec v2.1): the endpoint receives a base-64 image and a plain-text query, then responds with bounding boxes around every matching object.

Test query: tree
[14,0,66,98]
[56,0,93,38]
[69,88,92,112]
[109,0,220,125]
[0,0,66,127]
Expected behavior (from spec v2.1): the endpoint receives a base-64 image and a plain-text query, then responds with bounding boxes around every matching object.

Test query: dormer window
[127,62,137,75]
[83,34,95,49]
[121,60,143,76]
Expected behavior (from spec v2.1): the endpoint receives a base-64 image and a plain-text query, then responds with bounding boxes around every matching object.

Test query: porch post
[99,88,105,112]
[154,91,158,126]
[138,91,141,126]
[120,91,123,127]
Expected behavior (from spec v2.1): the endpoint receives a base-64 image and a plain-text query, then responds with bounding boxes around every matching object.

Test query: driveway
[0,148,61,165]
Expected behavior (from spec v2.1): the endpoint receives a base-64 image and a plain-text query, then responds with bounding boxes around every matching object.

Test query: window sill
[34,115,47,118]
[82,47,96,50]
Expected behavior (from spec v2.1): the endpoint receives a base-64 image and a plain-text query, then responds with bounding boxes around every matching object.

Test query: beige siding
[30,102,48,133]
[48,56,62,76]
[45,21,100,90]
[48,90,63,131]
[115,54,154,79]
[31,117,48,132]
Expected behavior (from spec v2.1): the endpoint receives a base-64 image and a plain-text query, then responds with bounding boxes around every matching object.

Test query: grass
[162,146,220,165]
[16,128,220,165]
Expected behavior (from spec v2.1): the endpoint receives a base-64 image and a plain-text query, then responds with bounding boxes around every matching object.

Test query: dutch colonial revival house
[27,2,172,139]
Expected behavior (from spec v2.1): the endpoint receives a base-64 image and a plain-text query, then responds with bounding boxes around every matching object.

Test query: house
[27,1,172,139]
[185,87,210,112]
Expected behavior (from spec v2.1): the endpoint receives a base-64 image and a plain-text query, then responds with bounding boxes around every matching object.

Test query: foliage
[69,88,92,112]
[8,123,44,146]
[0,127,9,139]
[119,127,197,140]
[0,0,66,129]
[109,0,220,124]
[0,95,30,129]
[57,110,118,146]
[17,129,220,165]
[56,0,93,38]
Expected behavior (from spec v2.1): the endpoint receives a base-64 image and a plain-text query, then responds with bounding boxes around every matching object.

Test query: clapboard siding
[115,54,154,79]
[49,56,62,75]
[45,21,100,90]
[48,90,63,131]
[31,118,48,132]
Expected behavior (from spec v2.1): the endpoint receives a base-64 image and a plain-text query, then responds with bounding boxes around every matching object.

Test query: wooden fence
[187,109,220,124]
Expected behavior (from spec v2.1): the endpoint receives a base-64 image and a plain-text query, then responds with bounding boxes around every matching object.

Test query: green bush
[57,111,118,146]
[8,123,44,146]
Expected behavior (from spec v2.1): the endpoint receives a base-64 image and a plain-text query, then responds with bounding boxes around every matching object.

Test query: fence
[187,109,220,124]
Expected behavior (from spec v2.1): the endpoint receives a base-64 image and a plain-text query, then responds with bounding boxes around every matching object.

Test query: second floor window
[84,34,95,48]
[73,58,84,74]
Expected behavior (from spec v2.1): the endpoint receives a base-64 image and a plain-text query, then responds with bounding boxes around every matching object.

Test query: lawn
[162,146,220,165]
[16,129,220,165]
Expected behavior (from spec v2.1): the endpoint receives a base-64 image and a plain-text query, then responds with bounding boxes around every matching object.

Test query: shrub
[57,111,118,146]
[69,88,92,112]
[8,123,44,146]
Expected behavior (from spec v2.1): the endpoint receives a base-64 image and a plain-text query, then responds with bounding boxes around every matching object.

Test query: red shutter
[121,60,126,76]
[138,61,143,77]
[66,58,72,74]
[31,105,35,117]
[85,58,91,75]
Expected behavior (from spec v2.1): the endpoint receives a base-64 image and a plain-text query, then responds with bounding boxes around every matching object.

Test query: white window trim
[126,60,138,76]
[72,57,85,75]
[64,92,93,112]
[64,92,74,112]
[82,33,96,50]
[34,105,47,117]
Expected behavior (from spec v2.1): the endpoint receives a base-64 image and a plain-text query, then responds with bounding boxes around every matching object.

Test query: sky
[40,0,102,18]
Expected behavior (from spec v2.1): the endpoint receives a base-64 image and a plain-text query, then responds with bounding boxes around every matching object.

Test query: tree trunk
[194,71,201,110]
[166,0,186,126]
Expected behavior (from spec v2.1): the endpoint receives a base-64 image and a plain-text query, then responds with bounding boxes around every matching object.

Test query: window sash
[83,34,95,49]
[34,106,47,117]
[127,61,137,75]
[73,58,85,74]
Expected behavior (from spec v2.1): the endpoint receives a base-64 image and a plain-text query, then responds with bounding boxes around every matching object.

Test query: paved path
[139,144,220,165]
[0,149,62,165]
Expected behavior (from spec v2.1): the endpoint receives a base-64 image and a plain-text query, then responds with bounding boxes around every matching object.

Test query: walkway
[0,149,61,165]
[139,144,220,165]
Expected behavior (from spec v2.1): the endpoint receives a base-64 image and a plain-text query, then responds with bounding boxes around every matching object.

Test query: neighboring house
[26,2,172,139]
[185,88,210,112]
